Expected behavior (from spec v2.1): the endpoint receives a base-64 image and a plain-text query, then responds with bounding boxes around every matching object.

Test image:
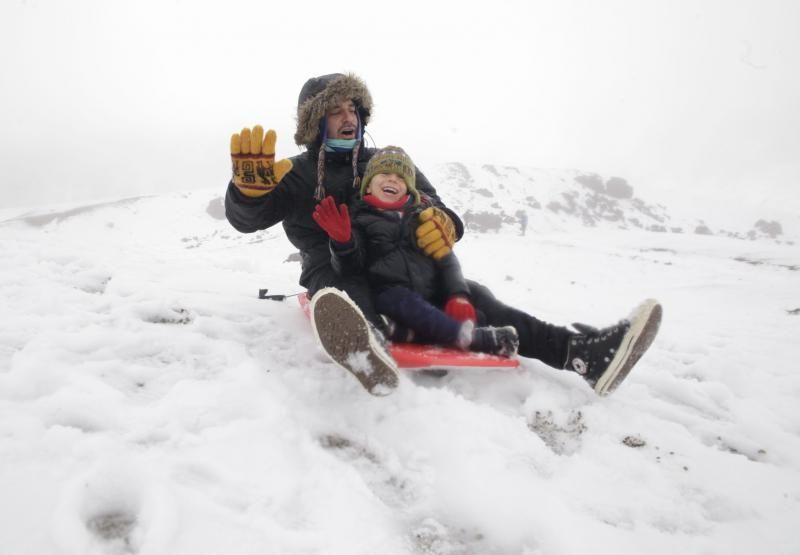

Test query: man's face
[325,100,358,140]
[367,173,408,204]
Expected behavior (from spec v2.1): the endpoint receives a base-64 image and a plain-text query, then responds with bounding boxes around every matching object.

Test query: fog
[1,0,798,219]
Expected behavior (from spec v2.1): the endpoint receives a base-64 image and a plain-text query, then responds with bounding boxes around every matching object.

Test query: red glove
[444,296,476,322]
[312,196,351,243]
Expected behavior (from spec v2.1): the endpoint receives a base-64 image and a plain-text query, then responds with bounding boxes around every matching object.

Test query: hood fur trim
[294,73,373,147]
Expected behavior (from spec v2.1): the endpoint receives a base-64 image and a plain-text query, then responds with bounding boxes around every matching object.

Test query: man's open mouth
[339,127,356,138]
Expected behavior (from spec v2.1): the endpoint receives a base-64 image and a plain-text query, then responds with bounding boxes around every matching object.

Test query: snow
[1,190,799,554]
[345,351,374,378]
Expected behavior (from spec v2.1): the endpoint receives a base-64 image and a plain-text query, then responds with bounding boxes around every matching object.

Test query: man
[226,73,461,394]
[225,72,662,397]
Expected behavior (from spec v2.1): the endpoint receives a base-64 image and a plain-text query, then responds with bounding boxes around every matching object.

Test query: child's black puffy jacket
[330,195,469,304]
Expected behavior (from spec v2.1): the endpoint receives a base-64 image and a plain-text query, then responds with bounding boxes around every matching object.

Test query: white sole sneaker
[310,287,399,396]
[593,299,663,396]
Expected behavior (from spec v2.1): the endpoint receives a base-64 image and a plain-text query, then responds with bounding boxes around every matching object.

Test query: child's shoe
[469,325,519,357]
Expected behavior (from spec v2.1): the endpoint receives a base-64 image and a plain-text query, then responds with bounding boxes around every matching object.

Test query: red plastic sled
[299,292,520,372]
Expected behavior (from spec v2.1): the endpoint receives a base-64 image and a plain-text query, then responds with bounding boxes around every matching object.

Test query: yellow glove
[230,126,293,198]
[416,207,457,260]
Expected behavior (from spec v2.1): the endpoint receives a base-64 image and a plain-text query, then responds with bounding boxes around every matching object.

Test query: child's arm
[312,196,366,274]
[330,234,366,276]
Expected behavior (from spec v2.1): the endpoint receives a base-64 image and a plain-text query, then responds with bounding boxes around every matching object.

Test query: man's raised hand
[230,126,293,197]
[416,207,457,260]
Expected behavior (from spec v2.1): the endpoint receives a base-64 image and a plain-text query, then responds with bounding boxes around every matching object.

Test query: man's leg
[339,274,384,328]
[467,280,572,368]
[309,271,384,329]
[467,280,662,395]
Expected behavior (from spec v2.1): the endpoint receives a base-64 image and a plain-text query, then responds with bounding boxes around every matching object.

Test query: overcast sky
[1,0,798,218]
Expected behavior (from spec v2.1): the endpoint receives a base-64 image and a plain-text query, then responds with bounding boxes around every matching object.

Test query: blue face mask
[325,138,358,152]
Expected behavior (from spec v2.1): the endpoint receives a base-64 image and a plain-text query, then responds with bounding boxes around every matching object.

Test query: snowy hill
[426,163,794,242]
[1,190,799,554]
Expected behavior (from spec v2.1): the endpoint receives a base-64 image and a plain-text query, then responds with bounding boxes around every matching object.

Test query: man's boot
[565,299,662,396]
[310,287,399,396]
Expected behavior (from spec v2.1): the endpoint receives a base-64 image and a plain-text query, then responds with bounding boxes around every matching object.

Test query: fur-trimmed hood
[294,73,373,147]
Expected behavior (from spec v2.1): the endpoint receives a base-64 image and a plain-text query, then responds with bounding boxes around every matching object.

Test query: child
[312,146,519,357]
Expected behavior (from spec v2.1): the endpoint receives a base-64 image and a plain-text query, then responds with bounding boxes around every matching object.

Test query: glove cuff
[444,296,477,323]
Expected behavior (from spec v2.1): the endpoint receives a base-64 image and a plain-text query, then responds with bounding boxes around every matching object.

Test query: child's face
[367,173,408,203]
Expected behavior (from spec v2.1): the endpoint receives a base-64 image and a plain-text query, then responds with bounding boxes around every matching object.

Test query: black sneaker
[566,299,662,396]
[471,325,520,357]
[310,288,400,396]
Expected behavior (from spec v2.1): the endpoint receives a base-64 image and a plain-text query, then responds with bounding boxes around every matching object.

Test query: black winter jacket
[225,145,464,294]
[329,196,470,305]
